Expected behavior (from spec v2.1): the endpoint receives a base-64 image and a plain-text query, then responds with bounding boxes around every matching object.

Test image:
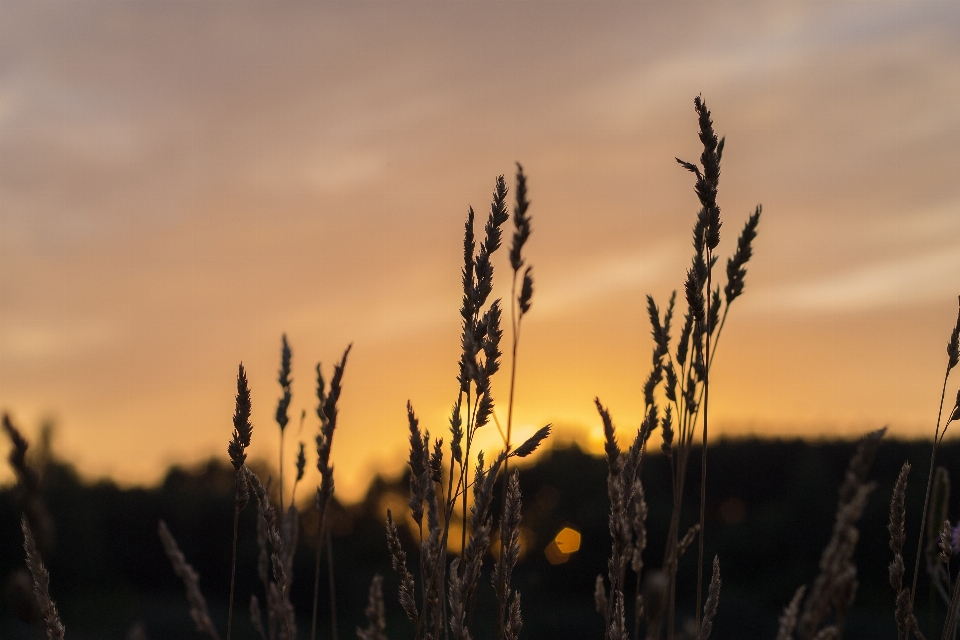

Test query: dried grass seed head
[449,398,464,464]
[158,520,220,640]
[3,413,39,492]
[429,437,443,483]
[275,334,292,432]
[320,344,351,434]
[504,592,522,640]
[676,310,694,368]
[314,363,327,426]
[595,398,619,470]
[928,466,951,553]
[594,575,609,618]
[698,555,722,640]
[724,206,761,305]
[664,360,678,403]
[939,520,953,562]
[480,299,504,378]
[406,401,426,527]
[646,295,670,361]
[888,461,910,557]
[495,470,523,614]
[21,515,65,640]
[473,183,509,312]
[692,95,722,250]
[485,174,510,256]
[949,294,960,372]
[684,267,705,325]
[660,405,674,454]
[229,364,253,471]
[294,442,306,483]
[642,363,663,409]
[511,424,552,458]
[519,266,534,316]
[510,163,531,273]
[385,509,419,623]
[776,585,806,640]
[461,207,477,320]
[474,387,495,433]
[357,574,387,640]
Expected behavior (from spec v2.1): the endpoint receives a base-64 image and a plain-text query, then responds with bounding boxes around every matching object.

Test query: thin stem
[311,519,324,640]
[634,568,642,640]
[461,389,472,566]
[911,369,952,620]
[696,255,713,629]
[279,430,285,519]
[327,526,339,640]
[707,306,730,371]
[227,501,240,640]
[688,304,729,440]
[497,270,522,640]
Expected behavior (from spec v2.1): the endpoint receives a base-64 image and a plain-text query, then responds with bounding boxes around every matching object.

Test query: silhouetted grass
[2,98,960,640]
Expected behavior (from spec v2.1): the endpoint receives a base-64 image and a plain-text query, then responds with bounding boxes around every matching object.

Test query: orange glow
[545,527,582,565]
[554,527,582,554]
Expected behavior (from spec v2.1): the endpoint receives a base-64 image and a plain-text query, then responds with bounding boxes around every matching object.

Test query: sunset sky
[2,2,959,501]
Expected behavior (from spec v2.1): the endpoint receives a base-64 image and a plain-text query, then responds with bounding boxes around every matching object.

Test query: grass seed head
[888,461,910,558]
[519,266,534,316]
[939,520,953,562]
[3,413,39,493]
[510,163,531,273]
[294,442,306,483]
[698,556,722,640]
[949,294,960,372]
[229,364,253,472]
[275,334,292,432]
[21,515,65,640]
[724,206,762,305]
[511,424,552,458]
[158,520,219,640]
[406,401,426,527]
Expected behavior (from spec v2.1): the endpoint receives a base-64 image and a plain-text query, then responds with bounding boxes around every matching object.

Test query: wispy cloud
[746,245,960,314]
[535,245,682,318]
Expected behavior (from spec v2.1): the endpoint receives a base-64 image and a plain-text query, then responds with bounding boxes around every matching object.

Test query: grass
[3,96,960,640]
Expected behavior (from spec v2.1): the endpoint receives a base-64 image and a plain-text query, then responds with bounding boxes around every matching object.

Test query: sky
[2,2,959,502]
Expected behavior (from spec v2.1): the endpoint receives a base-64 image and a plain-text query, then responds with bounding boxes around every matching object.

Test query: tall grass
[593,96,761,640]
[4,96,960,640]
[383,164,551,640]
[887,297,960,639]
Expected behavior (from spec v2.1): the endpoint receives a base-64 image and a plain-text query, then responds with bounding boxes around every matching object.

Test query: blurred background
[2,1,960,638]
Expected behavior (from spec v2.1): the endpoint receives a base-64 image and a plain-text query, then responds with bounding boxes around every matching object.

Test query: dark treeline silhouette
[2,438,957,639]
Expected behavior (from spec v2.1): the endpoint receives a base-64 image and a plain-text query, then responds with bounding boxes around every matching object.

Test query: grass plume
[20,515,64,640]
[227,363,253,640]
[158,520,220,640]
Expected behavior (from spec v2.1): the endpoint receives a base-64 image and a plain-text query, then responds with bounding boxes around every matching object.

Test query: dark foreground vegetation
[1,438,959,640]
[5,97,959,640]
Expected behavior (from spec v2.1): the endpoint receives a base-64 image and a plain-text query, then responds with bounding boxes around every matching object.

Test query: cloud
[746,245,960,314]
[535,245,682,318]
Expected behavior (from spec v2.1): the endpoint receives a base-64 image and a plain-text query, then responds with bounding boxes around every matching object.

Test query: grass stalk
[327,526,339,640]
[227,364,253,640]
[911,369,952,620]
[311,523,323,640]
[696,251,712,629]
[227,501,240,640]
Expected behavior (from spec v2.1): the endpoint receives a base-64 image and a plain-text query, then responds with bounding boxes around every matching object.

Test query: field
[3,96,960,640]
